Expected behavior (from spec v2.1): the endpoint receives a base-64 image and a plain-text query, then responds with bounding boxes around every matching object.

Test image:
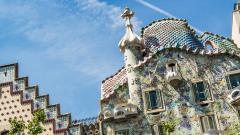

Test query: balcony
[228,87,240,105]
[102,104,138,121]
[166,62,182,88]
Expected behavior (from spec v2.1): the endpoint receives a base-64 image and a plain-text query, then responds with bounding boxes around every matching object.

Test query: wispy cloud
[134,0,203,34]
[0,0,142,118]
[0,0,141,79]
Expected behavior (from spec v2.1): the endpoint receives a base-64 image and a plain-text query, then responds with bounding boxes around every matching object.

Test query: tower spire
[118,7,142,53]
[118,7,143,109]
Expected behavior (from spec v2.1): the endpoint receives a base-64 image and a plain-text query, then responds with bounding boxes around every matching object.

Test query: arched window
[205,41,215,50]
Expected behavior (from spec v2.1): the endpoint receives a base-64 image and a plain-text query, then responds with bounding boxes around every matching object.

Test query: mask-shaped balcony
[228,87,240,105]
[101,104,138,121]
[166,61,182,88]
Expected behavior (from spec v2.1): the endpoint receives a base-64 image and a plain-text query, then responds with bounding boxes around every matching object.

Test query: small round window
[205,41,215,50]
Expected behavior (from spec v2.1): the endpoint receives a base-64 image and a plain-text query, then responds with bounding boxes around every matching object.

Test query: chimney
[232,0,240,47]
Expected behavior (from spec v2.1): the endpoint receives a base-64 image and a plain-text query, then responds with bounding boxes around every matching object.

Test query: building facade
[100,1,240,135]
[1,1,240,135]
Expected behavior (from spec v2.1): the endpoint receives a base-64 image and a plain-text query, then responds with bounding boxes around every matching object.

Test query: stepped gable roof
[0,63,81,134]
[141,18,203,53]
[101,67,127,100]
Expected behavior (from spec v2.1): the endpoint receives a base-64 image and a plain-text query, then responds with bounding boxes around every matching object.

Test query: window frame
[115,129,129,135]
[166,60,178,73]
[199,113,220,134]
[151,124,164,135]
[225,70,240,90]
[143,89,165,114]
[191,79,214,104]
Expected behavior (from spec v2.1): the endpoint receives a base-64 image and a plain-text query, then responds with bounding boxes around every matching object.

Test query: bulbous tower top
[118,7,142,53]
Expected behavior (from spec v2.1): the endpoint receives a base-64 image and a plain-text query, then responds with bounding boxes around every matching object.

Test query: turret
[119,7,143,108]
[232,0,240,47]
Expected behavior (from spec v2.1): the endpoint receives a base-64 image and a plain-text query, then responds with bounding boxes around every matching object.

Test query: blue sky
[0,0,237,119]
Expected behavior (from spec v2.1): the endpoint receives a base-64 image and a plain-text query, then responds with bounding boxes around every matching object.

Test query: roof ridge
[101,66,125,83]
[141,18,188,37]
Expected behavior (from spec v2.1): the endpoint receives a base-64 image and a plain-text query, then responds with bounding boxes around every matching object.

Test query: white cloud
[0,0,142,79]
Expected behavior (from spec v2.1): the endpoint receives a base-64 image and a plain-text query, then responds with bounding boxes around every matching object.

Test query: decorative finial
[118,7,143,53]
[121,7,134,30]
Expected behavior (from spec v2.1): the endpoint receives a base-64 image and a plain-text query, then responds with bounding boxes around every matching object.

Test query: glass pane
[200,117,206,132]
[115,130,129,135]
[193,82,206,101]
[225,76,231,90]
[199,93,206,101]
[156,91,162,108]
[208,115,216,130]
[145,92,151,110]
[200,116,210,132]
[158,125,164,135]
[149,91,158,109]
[151,125,156,135]
[229,73,240,89]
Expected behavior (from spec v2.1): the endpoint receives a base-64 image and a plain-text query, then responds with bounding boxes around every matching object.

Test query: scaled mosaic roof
[142,18,203,53]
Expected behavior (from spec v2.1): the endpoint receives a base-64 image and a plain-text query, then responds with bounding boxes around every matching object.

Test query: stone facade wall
[101,49,240,135]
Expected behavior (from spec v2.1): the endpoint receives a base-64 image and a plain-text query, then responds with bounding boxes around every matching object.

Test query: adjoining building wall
[0,64,84,135]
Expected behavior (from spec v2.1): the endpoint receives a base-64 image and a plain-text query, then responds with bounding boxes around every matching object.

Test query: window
[151,125,164,135]
[205,41,215,50]
[145,90,163,111]
[226,73,240,89]
[1,130,9,135]
[238,109,240,117]
[168,63,176,72]
[192,81,212,103]
[200,114,217,133]
[115,129,129,135]
[116,111,124,116]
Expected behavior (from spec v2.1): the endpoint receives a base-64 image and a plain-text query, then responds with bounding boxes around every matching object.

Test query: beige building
[0,64,100,135]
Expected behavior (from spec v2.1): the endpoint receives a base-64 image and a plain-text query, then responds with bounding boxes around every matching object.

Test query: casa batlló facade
[1,1,240,135]
[100,1,240,135]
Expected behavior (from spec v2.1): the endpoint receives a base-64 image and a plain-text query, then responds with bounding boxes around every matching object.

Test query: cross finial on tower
[121,7,134,30]
[119,7,142,53]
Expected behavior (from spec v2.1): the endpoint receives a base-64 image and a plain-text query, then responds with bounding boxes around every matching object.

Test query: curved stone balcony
[165,61,182,87]
[166,70,182,82]
[102,104,138,120]
[227,87,240,105]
